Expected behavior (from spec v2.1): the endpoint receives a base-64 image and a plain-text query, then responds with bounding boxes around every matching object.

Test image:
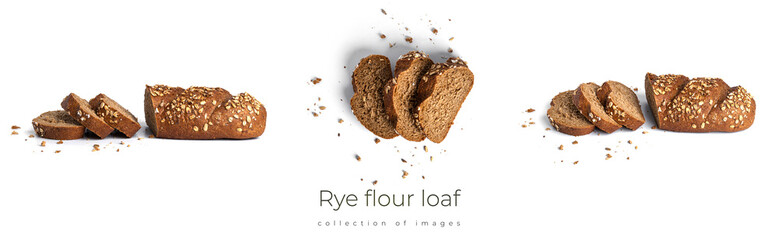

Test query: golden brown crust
[32,110,85,140]
[144,85,267,139]
[645,73,755,132]
[89,94,141,138]
[61,93,114,138]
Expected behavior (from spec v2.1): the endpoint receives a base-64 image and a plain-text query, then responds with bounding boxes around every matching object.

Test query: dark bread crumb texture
[32,110,85,140]
[547,90,595,136]
[350,55,398,139]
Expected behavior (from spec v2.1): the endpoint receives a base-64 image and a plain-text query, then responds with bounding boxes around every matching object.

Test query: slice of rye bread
[61,93,115,138]
[383,51,433,141]
[646,73,755,132]
[416,57,474,143]
[351,54,398,139]
[573,82,621,133]
[89,94,141,137]
[596,81,645,130]
[644,73,690,129]
[144,85,267,139]
[547,90,595,136]
[32,110,85,140]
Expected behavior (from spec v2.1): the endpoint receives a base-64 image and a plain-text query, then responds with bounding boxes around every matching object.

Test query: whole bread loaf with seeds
[144,85,267,139]
[645,73,756,132]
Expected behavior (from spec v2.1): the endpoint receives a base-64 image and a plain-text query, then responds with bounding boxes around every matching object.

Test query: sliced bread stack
[351,51,474,143]
[32,93,140,140]
[548,81,644,136]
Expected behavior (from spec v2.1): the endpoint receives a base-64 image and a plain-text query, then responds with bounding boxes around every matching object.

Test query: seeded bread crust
[61,93,115,138]
[351,55,399,139]
[32,110,86,140]
[415,57,474,143]
[548,91,595,136]
[596,81,645,130]
[89,94,141,137]
[645,73,755,132]
[384,51,433,142]
[573,83,621,133]
[144,85,267,139]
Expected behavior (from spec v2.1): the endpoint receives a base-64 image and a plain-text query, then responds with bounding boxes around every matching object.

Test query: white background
[1,0,777,239]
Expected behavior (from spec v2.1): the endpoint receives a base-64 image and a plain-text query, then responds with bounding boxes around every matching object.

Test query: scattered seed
[374,138,380,144]
[28,134,34,138]
[355,155,361,161]
[380,33,386,39]
[372,180,378,185]
[312,112,319,117]
[642,131,649,134]
[573,161,579,165]
[606,154,612,160]
[545,128,551,131]
[628,140,632,144]
[572,140,578,144]
[57,140,63,144]
[521,124,527,128]
[55,150,61,154]
[338,119,344,123]
[311,77,322,85]
[605,147,611,151]
[449,37,454,41]
[526,108,536,113]
[401,158,407,163]
[11,125,21,129]
[402,170,408,179]
[380,9,386,15]
[319,106,326,110]
[11,131,18,135]
[558,145,564,150]
[404,36,413,43]
[40,141,46,147]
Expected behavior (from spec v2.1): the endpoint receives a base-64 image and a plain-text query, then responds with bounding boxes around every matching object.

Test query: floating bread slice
[573,83,620,133]
[384,51,433,142]
[416,57,474,143]
[596,81,645,130]
[90,93,141,137]
[61,93,114,138]
[351,55,398,139]
[547,90,595,136]
[31,110,85,140]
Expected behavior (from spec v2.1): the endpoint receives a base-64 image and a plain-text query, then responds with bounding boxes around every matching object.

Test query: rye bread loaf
[89,93,141,137]
[384,51,433,142]
[548,90,595,136]
[596,81,645,130]
[61,93,115,138]
[573,83,621,133]
[645,73,755,132]
[415,57,474,143]
[351,55,398,139]
[32,110,86,140]
[144,85,267,139]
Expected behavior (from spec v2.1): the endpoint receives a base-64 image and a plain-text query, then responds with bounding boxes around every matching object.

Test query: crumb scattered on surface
[627,157,630,160]
[606,154,612,160]
[372,180,378,185]
[389,43,395,48]
[521,124,527,128]
[447,48,453,53]
[401,158,407,163]
[57,140,63,144]
[529,122,535,125]
[572,140,578,144]
[29,134,34,138]
[430,156,433,161]
[12,125,21,129]
[381,9,386,15]
[423,146,428,152]
[402,170,408,179]
[422,176,425,179]
[651,126,657,129]
[635,146,638,150]
[404,36,413,43]
[574,161,579,165]
[311,77,322,85]
[338,119,344,123]
[116,149,120,152]
[628,140,632,144]
[92,144,100,152]
[449,37,454,41]
[11,131,18,135]
[633,87,638,91]
[431,28,438,35]
[605,147,611,151]
[148,135,154,138]
[642,131,648,134]
[319,106,326,110]
[526,108,535,113]
[545,128,550,131]
[558,145,564,150]
[40,141,46,147]
[374,138,380,144]
[380,33,386,39]
[312,112,319,117]
[55,150,61,154]
[355,155,361,161]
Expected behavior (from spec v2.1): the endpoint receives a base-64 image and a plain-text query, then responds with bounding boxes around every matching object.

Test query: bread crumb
[572,140,578,144]
[379,33,386,39]
[422,176,426,179]
[319,106,326,110]
[311,77,322,85]
[635,146,638,150]
[371,180,378,185]
[116,149,120,152]
[12,125,21,129]
[11,131,18,135]
[423,146,428,152]
[605,147,611,151]
[389,43,395,48]
[447,48,453,53]
[401,158,407,163]
[526,108,536,113]
[651,126,657,129]
[431,28,438,35]
[57,140,63,144]
[29,134,34,138]
[380,9,386,15]
[633,87,638,91]
[312,112,319,117]
[627,140,632,144]
[606,154,612,160]
[529,122,535,125]
[355,155,361,161]
[360,178,363,181]
[558,145,564,150]
[627,157,631,160]
[93,144,100,152]
[404,36,413,43]
[374,138,380,144]
[573,161,579,165]
[338,119,344,123]
[126,144,131,147]
[642,131,648,134]
[40,141,46,147]
[119,141,124,145]
[521,124,527,128]
[402,170,408,179]
[148,134,154,138]
[55,150,61,154]
[545,128,550,131]
[137,137,142,140]
[430,156,433,161]
[449,37,454,41]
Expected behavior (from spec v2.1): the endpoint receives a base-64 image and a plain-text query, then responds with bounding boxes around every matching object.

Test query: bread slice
[61,93,114,138]
[384,51,433,142]
[573,83,620,133]
[351,55,398,139]
[416,57,474,143]
[32,110,85,140]
[547,91,595,136]
[144,85,267,139]
[596,81,645,130]
[89,93,141,137]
